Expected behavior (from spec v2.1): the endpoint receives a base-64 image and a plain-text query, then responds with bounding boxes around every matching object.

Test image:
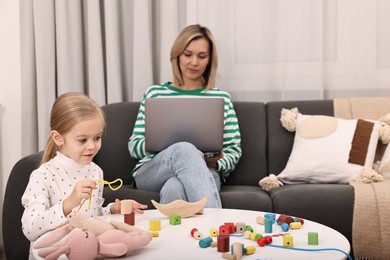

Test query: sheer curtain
[20,0,185,154]
[20,0,390,154]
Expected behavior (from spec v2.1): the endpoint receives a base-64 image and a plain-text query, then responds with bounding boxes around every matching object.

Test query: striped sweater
[128,82,242,179]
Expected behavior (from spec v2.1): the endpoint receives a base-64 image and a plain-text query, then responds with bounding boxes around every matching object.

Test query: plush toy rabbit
[33,216,151,260]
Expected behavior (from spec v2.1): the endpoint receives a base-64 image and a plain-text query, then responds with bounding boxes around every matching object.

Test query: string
[77,178,123,212]
[267,244,352,260]
[96,178,123,191]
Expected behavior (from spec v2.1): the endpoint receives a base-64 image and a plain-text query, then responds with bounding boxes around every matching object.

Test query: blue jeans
[134,142,222,208]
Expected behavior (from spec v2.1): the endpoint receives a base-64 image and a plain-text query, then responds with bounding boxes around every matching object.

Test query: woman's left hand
[204,151,224,169]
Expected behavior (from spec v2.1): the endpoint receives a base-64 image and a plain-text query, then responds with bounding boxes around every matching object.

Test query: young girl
[21,92,147,242]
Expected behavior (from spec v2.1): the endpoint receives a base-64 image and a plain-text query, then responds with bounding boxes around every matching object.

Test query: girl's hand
[110,199,148,214]
[110,199,122,214]
[204,151,224,169]
[63,179,97,215]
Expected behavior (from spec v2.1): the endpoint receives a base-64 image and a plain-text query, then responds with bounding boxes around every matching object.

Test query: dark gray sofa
[2,100,353,260]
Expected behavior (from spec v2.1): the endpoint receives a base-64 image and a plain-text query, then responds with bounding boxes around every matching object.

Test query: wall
[194,0,390,101]
[0,0,22,255]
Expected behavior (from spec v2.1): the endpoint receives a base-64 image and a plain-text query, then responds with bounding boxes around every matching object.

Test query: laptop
[144,97,224,153]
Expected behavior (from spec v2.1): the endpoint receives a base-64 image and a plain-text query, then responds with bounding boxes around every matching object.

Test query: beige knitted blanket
[349,180,390,259]
[335,97,390,259]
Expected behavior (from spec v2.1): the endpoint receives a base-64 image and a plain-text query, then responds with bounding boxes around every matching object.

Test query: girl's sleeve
[21,170,68,241]
[218,98,242,178]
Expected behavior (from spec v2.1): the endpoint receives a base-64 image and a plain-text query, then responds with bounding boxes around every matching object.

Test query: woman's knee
[170,142,202,157]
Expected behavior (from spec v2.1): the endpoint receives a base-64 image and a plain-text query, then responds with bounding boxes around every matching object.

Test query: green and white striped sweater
[128,82,242,179]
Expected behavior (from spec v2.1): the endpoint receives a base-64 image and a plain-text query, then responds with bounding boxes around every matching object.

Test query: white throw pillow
[277,114,381,184]
[379,144,390,179]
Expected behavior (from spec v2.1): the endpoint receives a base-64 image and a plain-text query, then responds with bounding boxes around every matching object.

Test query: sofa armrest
[2,152,42,260]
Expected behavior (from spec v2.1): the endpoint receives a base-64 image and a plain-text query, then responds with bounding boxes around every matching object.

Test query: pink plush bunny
[34,225,151,260]
[36,228,99,260]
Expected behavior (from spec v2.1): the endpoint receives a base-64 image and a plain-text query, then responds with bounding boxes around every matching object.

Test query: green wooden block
[308,232,319,245]
[169,214,181,225]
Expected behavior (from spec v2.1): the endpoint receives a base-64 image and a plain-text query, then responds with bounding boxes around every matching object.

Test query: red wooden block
[124,212,135,226]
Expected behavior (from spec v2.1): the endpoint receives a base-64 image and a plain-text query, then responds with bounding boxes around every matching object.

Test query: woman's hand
[63,179,97,215]
[204,151,224,169]
[110,199,148,214]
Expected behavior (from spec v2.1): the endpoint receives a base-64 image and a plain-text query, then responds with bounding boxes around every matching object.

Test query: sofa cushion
[95,102,141,184]
[270,184,354,243]
[277,114,381,184]
[225,102,268,185]
[220,185,273,212]
[266,100,334,175]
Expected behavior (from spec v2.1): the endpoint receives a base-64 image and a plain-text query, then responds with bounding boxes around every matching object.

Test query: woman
[128,24,241,208]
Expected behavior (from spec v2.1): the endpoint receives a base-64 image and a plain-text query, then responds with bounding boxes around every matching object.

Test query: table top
[33,208,351,260]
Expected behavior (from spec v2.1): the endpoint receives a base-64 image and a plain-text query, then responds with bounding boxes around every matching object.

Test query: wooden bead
[264,218,272,233]
[264,213,276,223]
[210,228,218,237]
[124,212,135,226]
[243,230,252,239]
[244,246,256,255]
[250,232,259,241]
[296,217,305,225]
[257,237,266,247]
[264,235,273,244]
[256,216,265,225]
[190,228,202,240]
[219,225,230,236]
[281,223,289,232]
[245,225,253,232]
[225,222,235,234]
[277,214,287,225]
[217,235,230,252]
[232,242,243,260]
[222,253,236,260]
[290,222,302,229]
[120,200,133,214]
[283,235,294,247]
[199,237,213,248]
[285,216,294,225]
[169,215,181,225]
[235,222,246,233]
[150,220,161,231]
[308,232,319,245]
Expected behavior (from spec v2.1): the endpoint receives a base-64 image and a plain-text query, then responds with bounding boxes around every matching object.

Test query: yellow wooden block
[150,219,161,231]
[283,235,294,248]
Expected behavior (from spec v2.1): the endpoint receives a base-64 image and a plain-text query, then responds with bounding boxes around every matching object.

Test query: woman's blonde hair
[41,92,105,164]
[170,24,218,90]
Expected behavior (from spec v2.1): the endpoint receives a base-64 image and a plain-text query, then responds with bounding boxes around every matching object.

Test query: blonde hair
[170,24,218,90]
[41,92,105,164]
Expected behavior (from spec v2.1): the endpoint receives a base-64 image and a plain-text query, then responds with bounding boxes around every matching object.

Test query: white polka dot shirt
[21,152,112,241]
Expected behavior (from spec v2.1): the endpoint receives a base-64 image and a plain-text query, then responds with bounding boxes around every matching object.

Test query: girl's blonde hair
[170,24,218,90]
[41,92,105,164]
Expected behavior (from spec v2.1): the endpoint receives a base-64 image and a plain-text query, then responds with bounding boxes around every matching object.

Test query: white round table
[33,208,351,260]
